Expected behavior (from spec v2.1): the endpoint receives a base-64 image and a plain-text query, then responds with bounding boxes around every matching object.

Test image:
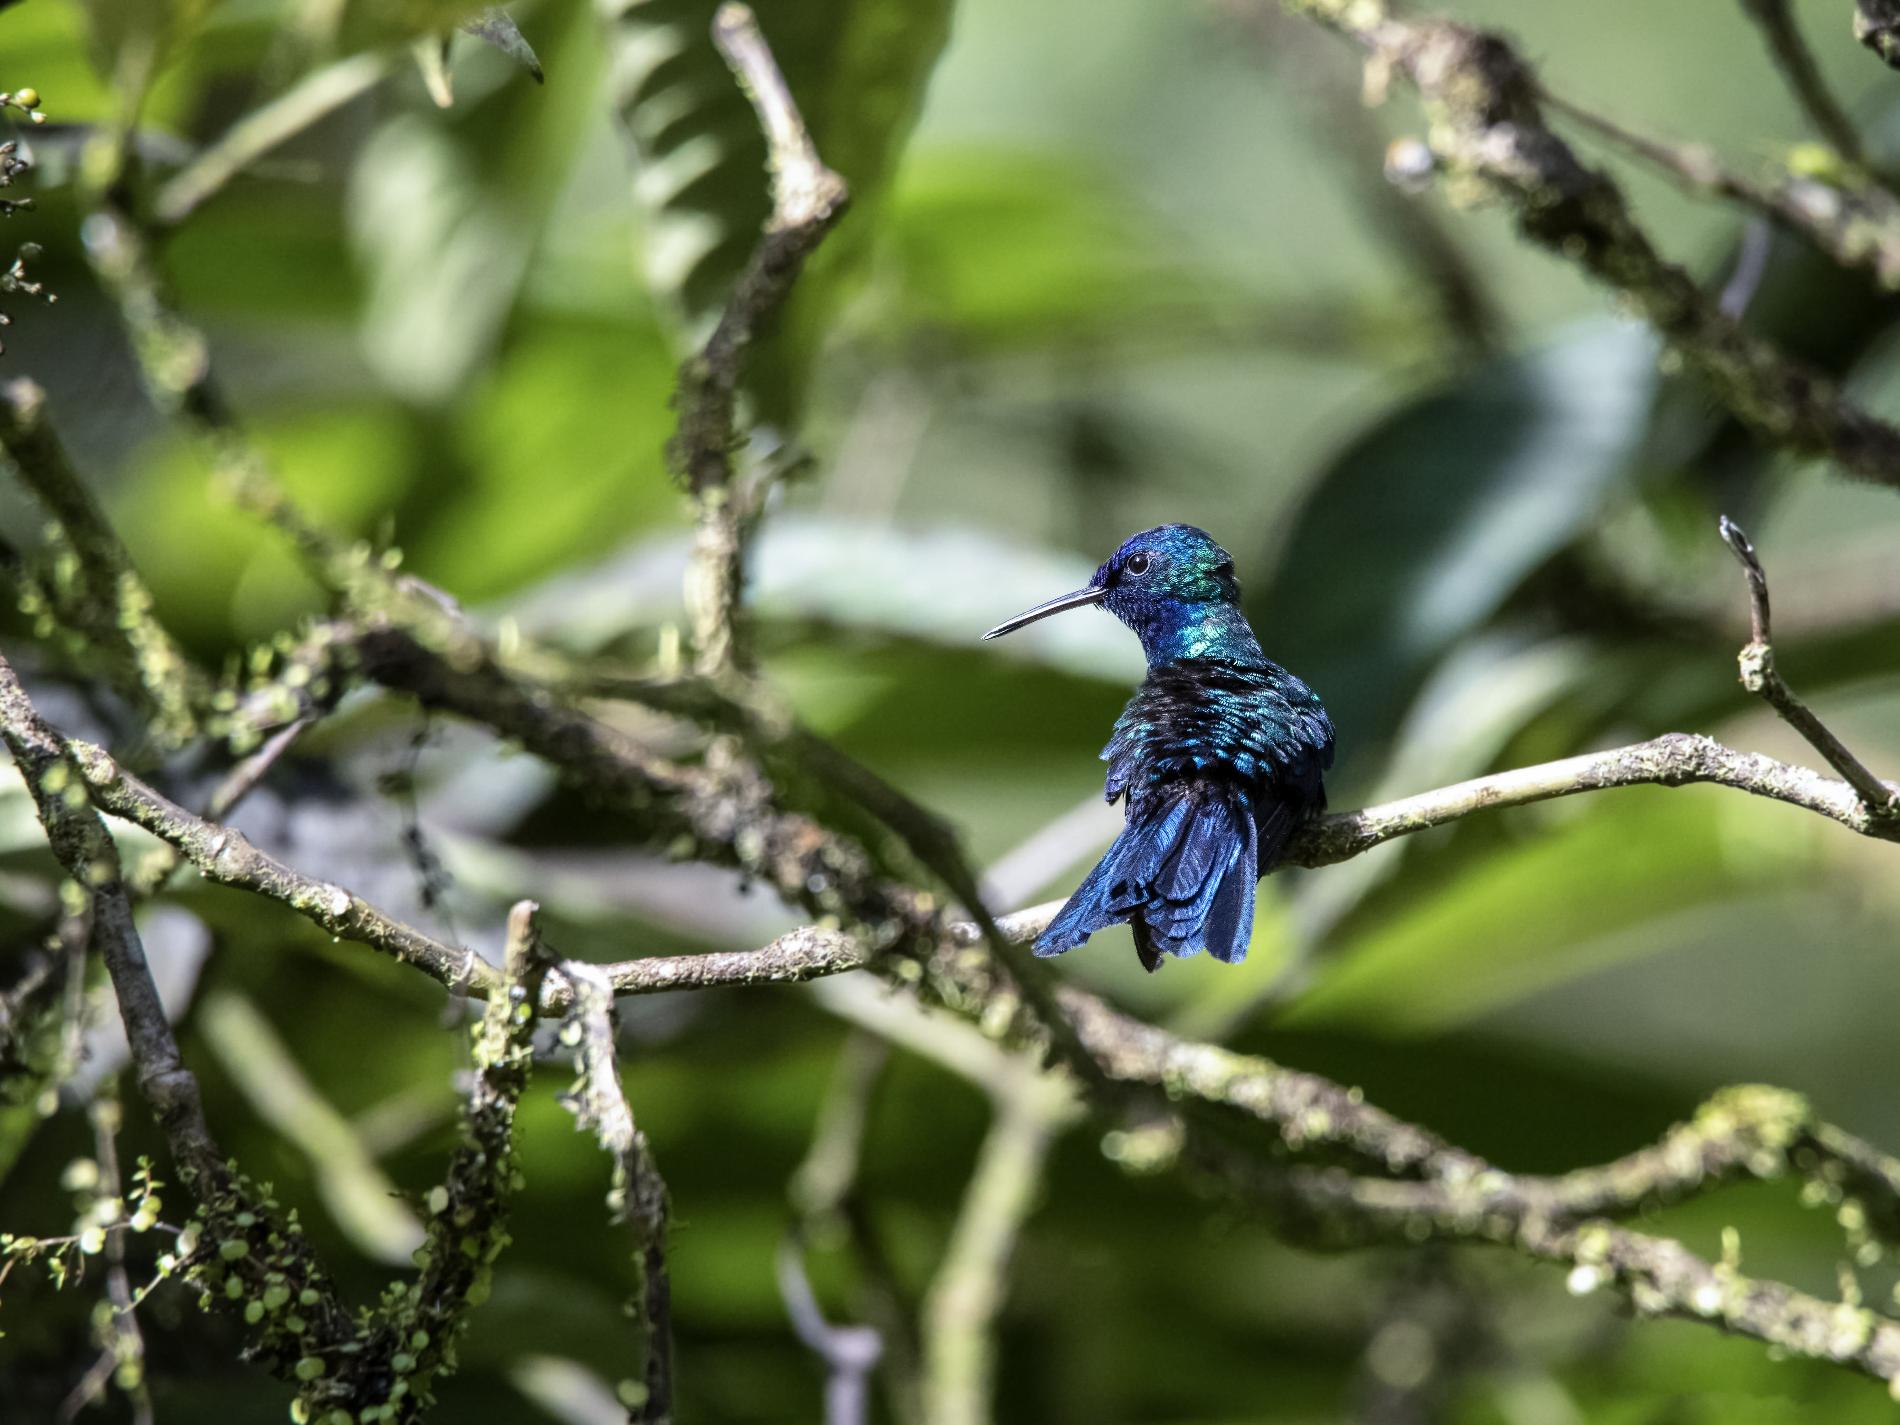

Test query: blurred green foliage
[3,0,1900,1421]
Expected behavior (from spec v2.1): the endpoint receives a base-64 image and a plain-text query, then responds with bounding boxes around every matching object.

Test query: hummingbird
[983,525,1334,971]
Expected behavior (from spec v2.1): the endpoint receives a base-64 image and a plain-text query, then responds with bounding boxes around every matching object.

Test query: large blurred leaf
[871,149,1358,360]
[1253,318,1660,760]
[336,0,512,50]
[598,0,953,386]
[406,317,681,598]
[349,0,600,404]
[1281,790,1811,1035]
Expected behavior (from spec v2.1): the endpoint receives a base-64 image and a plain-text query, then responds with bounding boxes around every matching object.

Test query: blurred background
[3,0,1900,1420]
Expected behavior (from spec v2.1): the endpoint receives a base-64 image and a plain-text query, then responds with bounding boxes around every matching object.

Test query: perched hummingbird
[983,525,1334,971]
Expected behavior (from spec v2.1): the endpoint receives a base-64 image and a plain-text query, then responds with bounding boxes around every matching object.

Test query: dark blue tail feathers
[1035,786,1270,970]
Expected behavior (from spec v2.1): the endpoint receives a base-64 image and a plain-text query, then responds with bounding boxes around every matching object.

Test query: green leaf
[598,0,954,366]
[348,1,600,404]
[1252,318,1660,756]
[871,149,1408,363]
[1281,790,1811,1035]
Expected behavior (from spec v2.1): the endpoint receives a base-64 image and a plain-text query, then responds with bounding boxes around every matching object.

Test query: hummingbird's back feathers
[986,525,1336,971]
[1103,659,1333,816]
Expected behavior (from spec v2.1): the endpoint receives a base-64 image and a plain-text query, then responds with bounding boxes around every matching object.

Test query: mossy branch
[1276,0,1900,489]
[0,378,207,744]
[675,3,851,677]
[0,651,362,1397]
[347,900,545,1423]
[550,959,673,1423]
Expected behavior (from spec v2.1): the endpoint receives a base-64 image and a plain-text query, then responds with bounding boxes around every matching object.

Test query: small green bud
[293,1355,325,1382]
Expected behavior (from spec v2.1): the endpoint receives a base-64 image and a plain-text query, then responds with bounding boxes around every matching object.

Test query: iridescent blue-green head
[983,524,1265,667]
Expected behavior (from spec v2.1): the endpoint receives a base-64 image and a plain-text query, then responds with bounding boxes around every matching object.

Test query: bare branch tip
[1718,513,1772,644]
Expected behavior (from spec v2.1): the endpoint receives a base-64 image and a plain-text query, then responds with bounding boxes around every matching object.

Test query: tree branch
[0,377,206,744]
[1279,0,1900,489]
[1738,0,1868,168]
[66,739,489,994]
[1212,1152,1900,1386]
[677,3,850,675]
[0,651,363,1389]
[920,1072,1074,1425]
[549,958,673,1424]
[1719,516,1899,820]
[1857,0,1900,67]
[151,52,393,227]
[1544,89,1900,292]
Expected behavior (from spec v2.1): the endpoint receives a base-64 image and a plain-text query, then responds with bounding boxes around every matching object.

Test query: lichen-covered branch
[66,739,485,993]
[1279,0,1900,488]
[1290,730,1899,864]
[358,900,544,1422]
[676,3,850,674]
[0,654,223,1190]
[0,651,362,1392]
[1858,0,1900,66]
[550,959,672,1424]
[0,377,206,743]
[1214,1154,1900,1385]
[1545,90,1900,292]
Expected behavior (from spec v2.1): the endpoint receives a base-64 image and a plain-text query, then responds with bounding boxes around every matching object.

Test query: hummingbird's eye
[1124,552,1151,578]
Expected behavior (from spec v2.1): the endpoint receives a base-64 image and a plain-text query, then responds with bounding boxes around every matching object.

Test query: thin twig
[789,1034,920,1425]
[1545,89,1900,290]
[1738,0,1868,168]
[59,1086,153,1425]
[777,1238,884,1425]
[204,714,311,821]
[1719,515,1899,819]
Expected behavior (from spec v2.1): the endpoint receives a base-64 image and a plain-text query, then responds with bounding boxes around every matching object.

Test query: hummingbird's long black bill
[981,585,1106,640]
